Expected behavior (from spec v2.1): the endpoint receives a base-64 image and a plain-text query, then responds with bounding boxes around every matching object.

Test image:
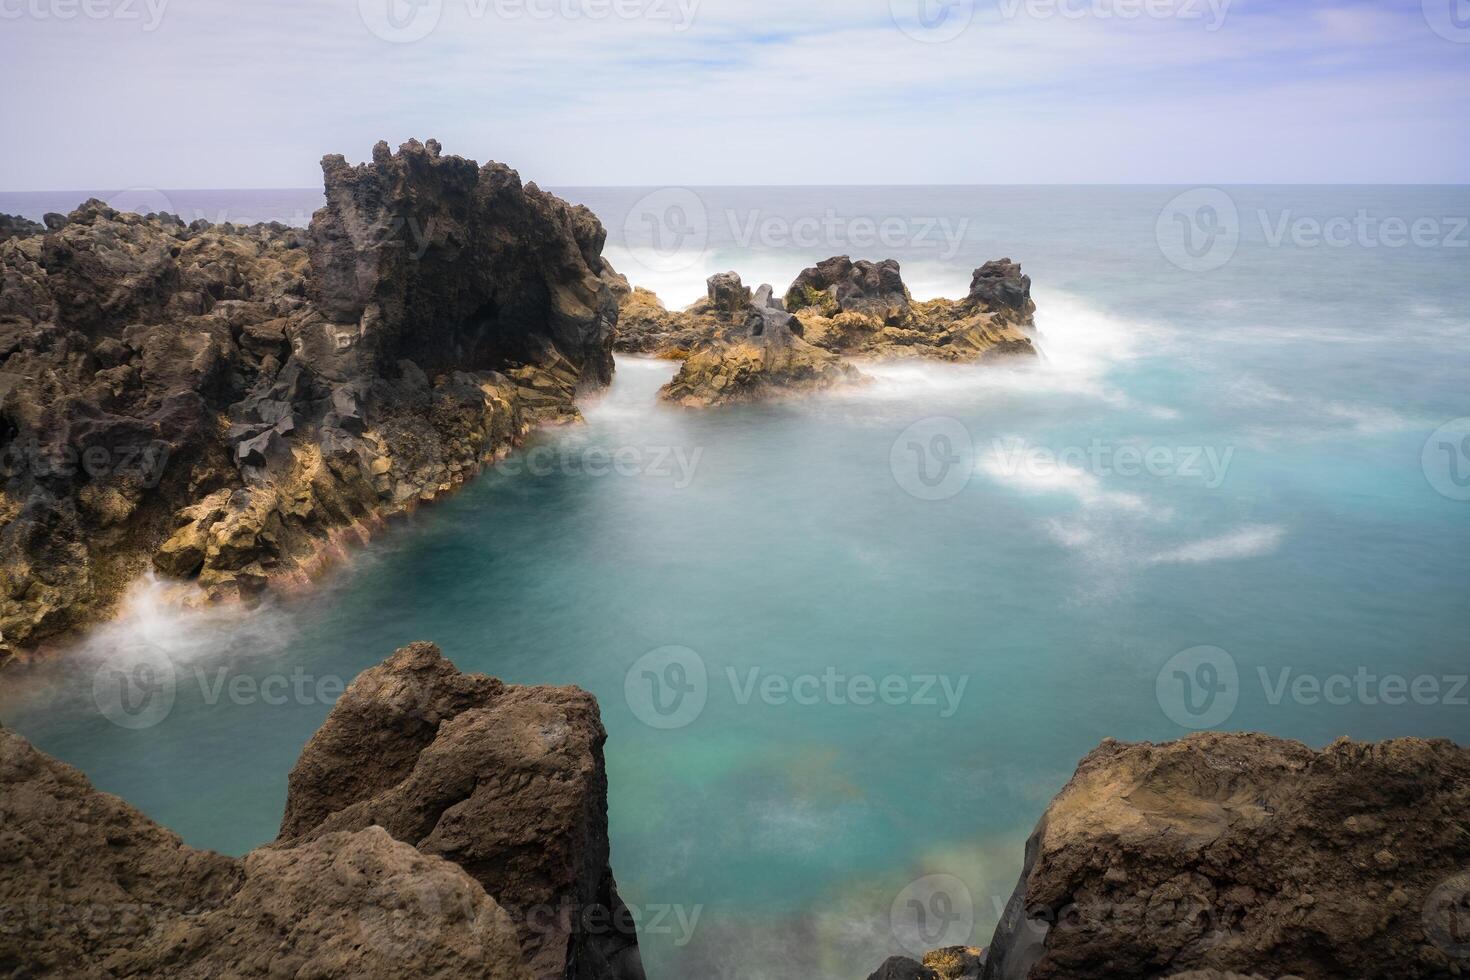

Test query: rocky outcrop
[612,257,1037,372]
[0,643,641,979]
[635,256,1036,405]
[0,140,618,662]
[978,733,1470,980]
[610,268,751,357]
[658,283,861,407]
[307,138,615,386]
[278,642,643,980]
[965,259,1034,324]
[0,214,46,242]
[791,256,1036,363]
[784,256,911,325]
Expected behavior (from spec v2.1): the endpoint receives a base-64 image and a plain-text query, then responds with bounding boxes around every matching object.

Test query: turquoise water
[3,187,1469,979]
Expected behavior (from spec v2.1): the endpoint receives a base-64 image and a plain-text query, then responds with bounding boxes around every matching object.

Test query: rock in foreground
[0,643,642,979]
[278,641,643,979]
[980,733,1470,980]
[0,139,618,661]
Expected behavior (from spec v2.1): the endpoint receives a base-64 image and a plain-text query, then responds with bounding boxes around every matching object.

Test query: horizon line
[5,181,1470,195]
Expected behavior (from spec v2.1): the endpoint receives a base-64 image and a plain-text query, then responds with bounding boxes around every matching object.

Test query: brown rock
[279,642,645,980]
[0,724,528,979]
[0,642,642,979]
[981,733,1470,980]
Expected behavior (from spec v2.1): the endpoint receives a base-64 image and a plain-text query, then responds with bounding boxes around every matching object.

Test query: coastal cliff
[0,643,643,979]
[872,732,1470,980]
[0,140,618,662]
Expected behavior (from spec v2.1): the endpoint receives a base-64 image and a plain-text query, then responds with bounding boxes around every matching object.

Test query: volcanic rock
[980,733,1470,980]
[0,140,618,662]
[658,283,861,407]
[0,643,641,979]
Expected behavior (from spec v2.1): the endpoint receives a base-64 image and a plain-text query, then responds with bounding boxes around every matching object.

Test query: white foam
[1145,524,1286,566]
[1228,375,1419,438]
[979,440,1157,516]
[65,572,295,672]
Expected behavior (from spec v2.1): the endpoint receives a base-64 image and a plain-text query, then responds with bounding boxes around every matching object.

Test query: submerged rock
[0,643,641,979]
[0,140,618,662]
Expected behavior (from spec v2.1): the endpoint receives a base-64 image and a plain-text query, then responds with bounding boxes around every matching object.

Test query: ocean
[2,185,1468,979]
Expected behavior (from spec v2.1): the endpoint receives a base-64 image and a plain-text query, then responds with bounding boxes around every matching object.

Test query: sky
[1,0,1468,189]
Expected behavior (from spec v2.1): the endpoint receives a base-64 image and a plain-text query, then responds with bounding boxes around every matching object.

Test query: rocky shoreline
[4,146,1467,980]
[0,140,1041,664]
[3,654,1465,979]
[0,140,618,663]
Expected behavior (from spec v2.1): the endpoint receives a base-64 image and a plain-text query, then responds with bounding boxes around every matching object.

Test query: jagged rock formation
[978,733,1470,980]
[278,642,643,980]
[964,259,1035,324]
[612,256,1036,374]
[0,140,618,662]
[0,643,641,980]
[784,256,912,325]
[657,281,860,407]
[609,267,752,357]
[0,214,46,242]
[791,256,1036,362]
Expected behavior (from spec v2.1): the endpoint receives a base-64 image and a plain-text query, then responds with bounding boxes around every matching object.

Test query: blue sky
[1,0,1467,188]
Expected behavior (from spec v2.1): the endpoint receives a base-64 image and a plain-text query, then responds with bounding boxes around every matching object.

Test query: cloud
[1,0,1466,187]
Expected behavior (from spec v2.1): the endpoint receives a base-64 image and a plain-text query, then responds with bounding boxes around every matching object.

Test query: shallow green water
[4,187,1469,979]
